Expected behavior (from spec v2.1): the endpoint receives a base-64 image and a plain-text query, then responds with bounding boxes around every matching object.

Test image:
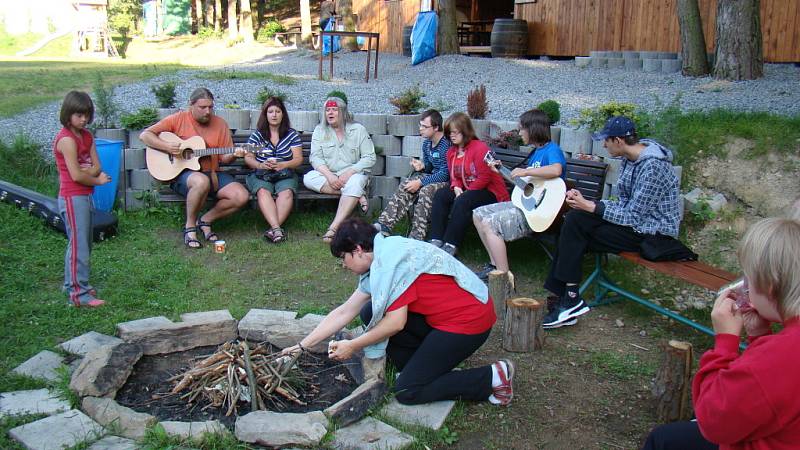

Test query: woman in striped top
[244,97,303,242]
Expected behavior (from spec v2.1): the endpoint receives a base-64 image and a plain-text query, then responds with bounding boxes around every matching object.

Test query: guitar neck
[193,147,241,158]
[497,164,529,190]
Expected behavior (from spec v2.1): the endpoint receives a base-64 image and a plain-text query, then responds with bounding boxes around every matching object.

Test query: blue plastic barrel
[93,139,123,212]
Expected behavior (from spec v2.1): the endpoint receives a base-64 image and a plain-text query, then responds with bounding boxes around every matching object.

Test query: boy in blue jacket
[543,116,682,328]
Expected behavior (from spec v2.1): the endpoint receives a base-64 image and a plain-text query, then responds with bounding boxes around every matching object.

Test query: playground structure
[72,0,119,57]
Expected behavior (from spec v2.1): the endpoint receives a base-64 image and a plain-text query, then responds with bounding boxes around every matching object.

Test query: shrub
[257,20,286,41]
[571,101,651,136]
[120,108,158,130]
[326,90,348,104]
[92,74,118,129]
[150,81,177,108]
[256,87,288,104]
[537,99,560,125]
[389,85,428,115]
[484,127,523,150]
[466,85,488,120]
[198,26,223,39]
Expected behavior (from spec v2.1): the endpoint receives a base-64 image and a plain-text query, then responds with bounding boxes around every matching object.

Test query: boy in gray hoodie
[542,116,682,329]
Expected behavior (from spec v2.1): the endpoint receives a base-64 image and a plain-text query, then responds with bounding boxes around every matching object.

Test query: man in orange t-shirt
[140,87,249,249]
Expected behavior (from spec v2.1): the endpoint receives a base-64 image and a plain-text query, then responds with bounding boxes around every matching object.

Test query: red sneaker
[492,359,515,406]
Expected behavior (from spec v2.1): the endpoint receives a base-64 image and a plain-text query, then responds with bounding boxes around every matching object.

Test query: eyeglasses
[449,130,462,136]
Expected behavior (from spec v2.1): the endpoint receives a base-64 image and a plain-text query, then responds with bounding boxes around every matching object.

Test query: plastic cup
[214,240,226,253]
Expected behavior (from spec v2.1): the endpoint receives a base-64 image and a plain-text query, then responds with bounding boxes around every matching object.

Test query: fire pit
[68,309,387,448]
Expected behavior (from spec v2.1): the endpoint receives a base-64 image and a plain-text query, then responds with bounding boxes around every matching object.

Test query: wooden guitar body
[509,176,567,232]
[145,132,209,181]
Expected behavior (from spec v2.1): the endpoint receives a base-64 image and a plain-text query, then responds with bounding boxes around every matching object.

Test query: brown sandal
[183,226,202,249]
[322,227,337,243]
[264,227,286,243]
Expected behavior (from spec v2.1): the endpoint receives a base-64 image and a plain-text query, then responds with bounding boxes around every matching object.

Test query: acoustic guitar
[145,132,255,181]
[484,152,567,232]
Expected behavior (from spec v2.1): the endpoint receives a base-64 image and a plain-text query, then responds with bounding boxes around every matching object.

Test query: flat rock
[235,410,328,448]
[59,331,124,357]
[324,378,388,427]
[9,409,105,450]
[87,436,139,450]
[238,309,330,353]
[380,398,455,430]
[11,350,66,382]
[82,396,156,439]
[116,311,237,355]
[0,389,71,418]
[161,420,227,439]
[70,342,143,398]
[331,417,414,450]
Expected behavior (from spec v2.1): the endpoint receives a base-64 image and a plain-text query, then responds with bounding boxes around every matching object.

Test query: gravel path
[2,48,798,147]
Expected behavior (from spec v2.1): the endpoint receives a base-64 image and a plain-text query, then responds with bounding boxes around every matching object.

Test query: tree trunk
[195,0,205,30]
[299,0,313,48]
[338,0,358,51]
[214,0,222,32]
[652,340,694,423]
[677,0,710,76]
[255,0,265,32]
[206,0,215,30]
[239,0,254,42]
[437,0,459,54]
[488,270,514,321]
[502,298,546,352]
[714,0,763,80]
[228,0,239,40]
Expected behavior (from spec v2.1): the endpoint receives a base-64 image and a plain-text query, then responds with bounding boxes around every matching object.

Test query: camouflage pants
[377,173,448,240]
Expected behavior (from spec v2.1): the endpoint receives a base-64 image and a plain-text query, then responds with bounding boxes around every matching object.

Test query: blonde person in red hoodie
[428,112,509,256]
[641,217,800,450]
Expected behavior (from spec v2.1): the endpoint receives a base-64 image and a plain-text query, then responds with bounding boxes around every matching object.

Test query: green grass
[0,28,43,56]
[585,349,656,381]
[0,60,185,118]
[195,69,297,85]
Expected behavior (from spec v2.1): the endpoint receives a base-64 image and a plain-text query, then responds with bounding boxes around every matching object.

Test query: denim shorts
[170,170,236,197]
[245,172,299,196]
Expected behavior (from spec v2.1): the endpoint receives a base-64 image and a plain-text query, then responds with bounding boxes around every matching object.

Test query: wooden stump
[502,297,546,352]
[487,270,514,320]
[652,340,694,422]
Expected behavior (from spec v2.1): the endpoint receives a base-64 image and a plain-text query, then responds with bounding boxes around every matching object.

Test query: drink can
[214,240,226,253]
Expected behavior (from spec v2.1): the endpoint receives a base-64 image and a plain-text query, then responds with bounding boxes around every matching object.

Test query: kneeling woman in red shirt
[285,218,514,405]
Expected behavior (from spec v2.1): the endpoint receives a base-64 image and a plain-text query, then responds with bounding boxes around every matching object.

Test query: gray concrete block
[288,111,320,132]
[662,59,682,73]
[607,57,625,69]
[401,136,425,158]
[371,154,385,176]
[126,129,145,149]
[491,120,519,134]
[123,148,146,170]
[215,109,250,131]
[380,398,455,430]
[642,58,662,73]
[124,189,146,211]
[249,109,261,129]
[0,389,71,418]
[639,51,661,59]
[88,436,138,450]
[59,331,123,357]
[658,51,679,59]
[606,51,622,58]
[589,50,608,58]
[385,156,413,178]
[624,58,643,71]
[591,57,607,69]
[371,134,402,156]
[128,169,158,190]
[157,108,178,120]
[12,350,65,382]
[622,51,640,59]
[470,119,492,141]
[370,176,400,198]
[575,56,591,68]
[387,114,421,136]
[332,417,414,450]
[354,113,388,135]
[605,158,622,184]
[591,139,605,156]
[550,126,561,145]
[9,410,105,450]
[559,128,592,155]
[95,128,127,146]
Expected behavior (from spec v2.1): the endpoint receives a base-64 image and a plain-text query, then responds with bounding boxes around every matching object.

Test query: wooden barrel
[490,19,528,58]
[402,25,413,57]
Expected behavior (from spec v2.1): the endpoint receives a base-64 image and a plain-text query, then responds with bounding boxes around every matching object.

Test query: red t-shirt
[54,127,94,197]
[386,273,496,334]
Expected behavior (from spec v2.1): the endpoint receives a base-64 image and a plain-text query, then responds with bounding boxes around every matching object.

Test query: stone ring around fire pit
[5,308,432,449]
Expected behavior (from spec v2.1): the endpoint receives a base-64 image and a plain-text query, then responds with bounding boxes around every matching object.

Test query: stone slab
[354,113,388,135]
[70,342,142,398]
[575,56,591,68]
[558,128,592,155]
[622,51,640,59]
[606,51,622,58]
[662,58,682,73]
[238,309,329,353]
[606,57,625,69]
[161,420,227,439]
[179,309,235,324]
[372,134,402,156]
[332,417,414,450]
[288,111,320,132]
[82,396,156,439]
[12,350,66,382]
[624,58,643,71]
[87,436,139,450]
[591,57,607,69]
[385,156,413,178]
[116,313,237,355]
[236,410,328,448]
[60,331,124,357]
[401,135,425,158]
[123,148,146,170]
[129,168,159,190]
[387,114,421,137]
[0,389,71,418]
[381,398,455,430]
[642,58,662,73]
[589,50,607,58]
[9,410,105,450]
[324,378,388,427]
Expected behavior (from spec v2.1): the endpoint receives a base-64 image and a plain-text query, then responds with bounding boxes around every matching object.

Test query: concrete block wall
[580,50,682,74]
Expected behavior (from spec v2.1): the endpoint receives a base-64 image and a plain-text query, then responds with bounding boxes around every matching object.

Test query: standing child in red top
[54,91,111,307]
[642,217,800,450]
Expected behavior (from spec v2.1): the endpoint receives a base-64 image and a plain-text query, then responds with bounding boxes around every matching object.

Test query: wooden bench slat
[619,252,737,291]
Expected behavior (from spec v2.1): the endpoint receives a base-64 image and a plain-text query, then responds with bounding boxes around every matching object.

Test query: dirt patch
[114,343,357,430]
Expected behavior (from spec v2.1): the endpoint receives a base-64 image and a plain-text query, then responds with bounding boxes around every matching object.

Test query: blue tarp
[410,11,438,65]
[322,19,341,56]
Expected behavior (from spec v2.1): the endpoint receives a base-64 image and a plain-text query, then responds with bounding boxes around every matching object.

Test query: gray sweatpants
[58,195,96,305]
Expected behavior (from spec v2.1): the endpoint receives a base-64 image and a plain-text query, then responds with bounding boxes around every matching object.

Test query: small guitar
[145,132,255,181]
[484,152,566,232]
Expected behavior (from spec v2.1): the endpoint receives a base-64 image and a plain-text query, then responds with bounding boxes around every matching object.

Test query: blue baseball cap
[591,116,636,141]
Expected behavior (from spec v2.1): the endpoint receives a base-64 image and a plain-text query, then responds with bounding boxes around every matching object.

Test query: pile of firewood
[168,340,319,416]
